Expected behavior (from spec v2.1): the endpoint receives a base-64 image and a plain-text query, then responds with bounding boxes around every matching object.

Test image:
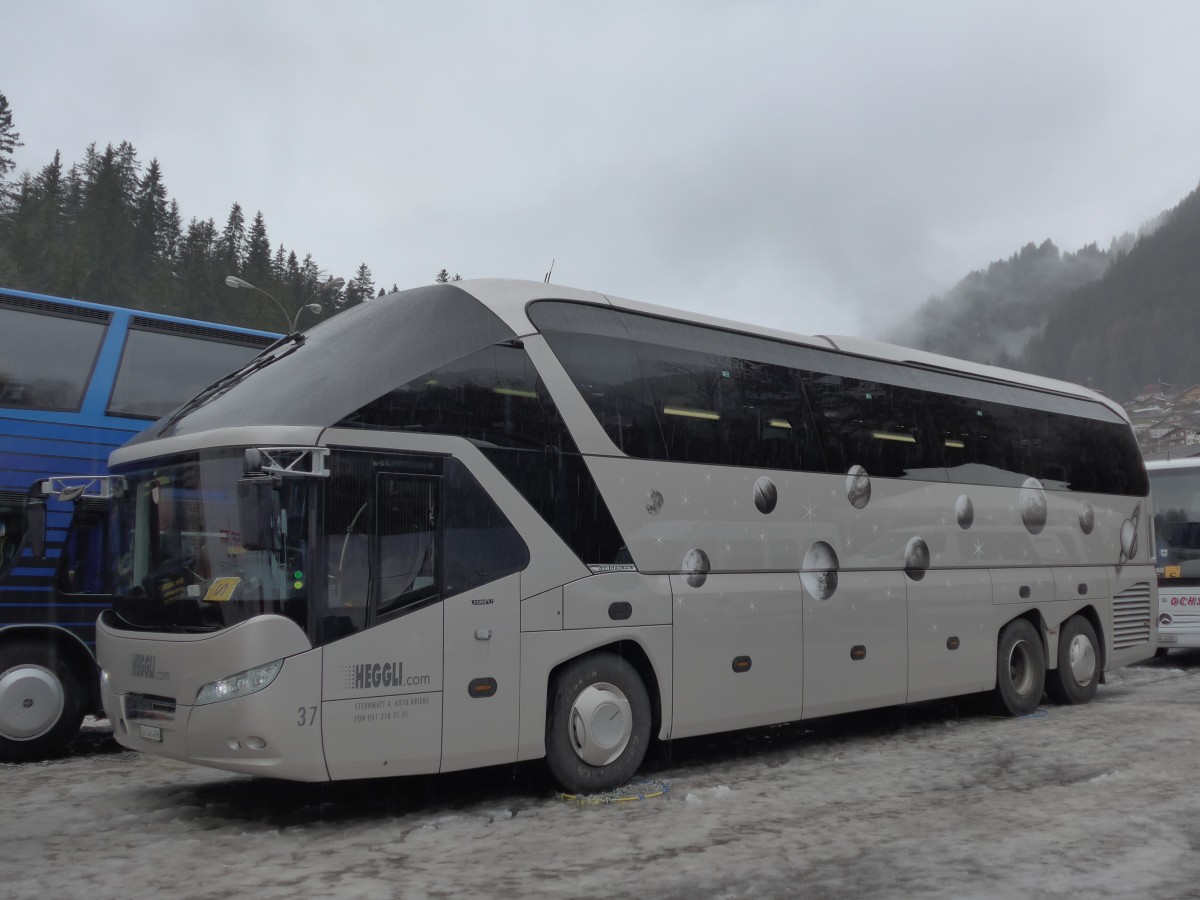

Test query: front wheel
[1045,615,1100,705]
[992,619,1046,716]
[546,653,651,794]
[0,640,86,762]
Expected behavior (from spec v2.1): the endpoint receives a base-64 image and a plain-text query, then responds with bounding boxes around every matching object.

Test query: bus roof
[463,278,1129,421]
[113,277,1130,462]
[0,285,278,339]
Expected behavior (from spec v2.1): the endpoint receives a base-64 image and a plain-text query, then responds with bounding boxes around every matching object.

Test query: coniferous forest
[891,179,1200,402]
[0,91,437,334]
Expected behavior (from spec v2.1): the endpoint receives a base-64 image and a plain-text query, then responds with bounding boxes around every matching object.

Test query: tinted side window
[338,346,627,568]
[108,328,269,419]
[1044,414,1147,495]
[803,373,944,479]
[57,501,108,595]
[532,301,1143,494]
[537,331,667,458]
[0,302,108,412]
[374,473,439,618]
[0,494,24,578]
[482,447,628,566]
[934,394,1038,488]
[442,458,528,596]
[339,344,575,452]
[540,329,825,472]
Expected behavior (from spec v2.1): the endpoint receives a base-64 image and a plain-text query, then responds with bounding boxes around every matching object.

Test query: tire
[1045,616,1100,705]
[545,653,651,794]
[0,640,86,762]
[992,619,1046,717]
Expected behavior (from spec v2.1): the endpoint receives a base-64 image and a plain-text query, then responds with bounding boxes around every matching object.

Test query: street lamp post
[224,275,345,332]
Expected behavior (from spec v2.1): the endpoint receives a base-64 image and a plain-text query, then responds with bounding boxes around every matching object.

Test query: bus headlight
[195,659,284,706]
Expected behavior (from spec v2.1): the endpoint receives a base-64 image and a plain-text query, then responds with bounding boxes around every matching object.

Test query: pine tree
[244,210,272,285]
[0,91,23,199]
[8,152,67,289]
[74,142,137,302]
[216,202,246,273]
[345,262,375,305]
[133,158,170,262]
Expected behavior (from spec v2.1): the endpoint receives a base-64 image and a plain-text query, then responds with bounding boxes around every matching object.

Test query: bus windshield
[1151,465,1200,580]
[109,451,310,632]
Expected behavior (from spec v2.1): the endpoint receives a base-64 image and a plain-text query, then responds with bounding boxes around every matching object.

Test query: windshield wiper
[155,333,306,436]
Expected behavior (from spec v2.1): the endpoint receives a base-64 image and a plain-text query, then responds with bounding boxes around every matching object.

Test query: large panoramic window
[108,323,274,419]
[0,299,109,412]
[530,300,1147,495]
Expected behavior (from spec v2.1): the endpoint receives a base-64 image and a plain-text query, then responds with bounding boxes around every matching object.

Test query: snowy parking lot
[3,653,1200,900]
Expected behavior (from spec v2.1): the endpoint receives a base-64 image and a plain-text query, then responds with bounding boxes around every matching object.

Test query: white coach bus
[97,279,1155,792]
[1146,457,1200,653]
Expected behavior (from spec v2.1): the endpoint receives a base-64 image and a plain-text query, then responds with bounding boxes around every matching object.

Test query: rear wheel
[992,619,1046,716]
[1045,616,1100,705]
[546,653,650,794]
[0,640,86,762]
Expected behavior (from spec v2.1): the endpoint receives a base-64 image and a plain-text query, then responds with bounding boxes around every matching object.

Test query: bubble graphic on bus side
[801,541,839,600]
[1120,502,1141,561]
[1019,478,1047,535]
[955,495,974,529]
[846,465,871,509]
[753,476,778,514]
[645,489,664,516]
[904,535,930,581]
[1078,500,1095,535]
[681,548,710,588]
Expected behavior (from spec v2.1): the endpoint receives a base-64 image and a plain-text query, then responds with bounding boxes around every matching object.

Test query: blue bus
[0,286,278,760]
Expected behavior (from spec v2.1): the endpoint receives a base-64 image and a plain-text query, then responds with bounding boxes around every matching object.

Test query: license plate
[1160,634,1178,643]
[139,724,162,742]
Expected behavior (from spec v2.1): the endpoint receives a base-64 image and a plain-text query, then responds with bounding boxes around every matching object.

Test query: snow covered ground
[4,653,1200,900]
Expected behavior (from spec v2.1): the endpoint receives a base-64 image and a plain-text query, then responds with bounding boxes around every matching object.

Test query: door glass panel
[375,474,439,618]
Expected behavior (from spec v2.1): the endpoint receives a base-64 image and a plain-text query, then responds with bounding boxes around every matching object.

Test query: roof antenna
[543,259,554,284]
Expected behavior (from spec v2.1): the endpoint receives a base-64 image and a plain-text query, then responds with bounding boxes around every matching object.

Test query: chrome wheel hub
[1066,633,1097,687]
[568,682,632,767]
[1008,640,1036,697]
[0,664,64,741]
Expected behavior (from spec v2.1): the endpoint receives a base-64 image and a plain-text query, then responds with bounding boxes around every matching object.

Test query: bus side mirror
[26,498,47,560]
[238,477,276,551]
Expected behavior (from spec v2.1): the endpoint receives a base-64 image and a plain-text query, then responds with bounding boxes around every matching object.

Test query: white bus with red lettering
[1147,457,1200,654]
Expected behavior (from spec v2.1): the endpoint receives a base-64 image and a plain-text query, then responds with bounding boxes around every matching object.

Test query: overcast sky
[5,1,1200,338]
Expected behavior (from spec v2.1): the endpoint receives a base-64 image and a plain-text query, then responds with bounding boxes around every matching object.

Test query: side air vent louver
[1,293,112,323]
[1112,582,1152,649]
[130,316,276,347]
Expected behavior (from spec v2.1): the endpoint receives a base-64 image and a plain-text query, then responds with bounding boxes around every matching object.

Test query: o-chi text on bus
[1146,457,1200,654]
[0,287,277,760]
[96,279,1156,793]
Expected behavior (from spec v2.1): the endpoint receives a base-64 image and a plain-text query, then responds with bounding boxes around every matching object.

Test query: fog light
[245,736,267,751]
